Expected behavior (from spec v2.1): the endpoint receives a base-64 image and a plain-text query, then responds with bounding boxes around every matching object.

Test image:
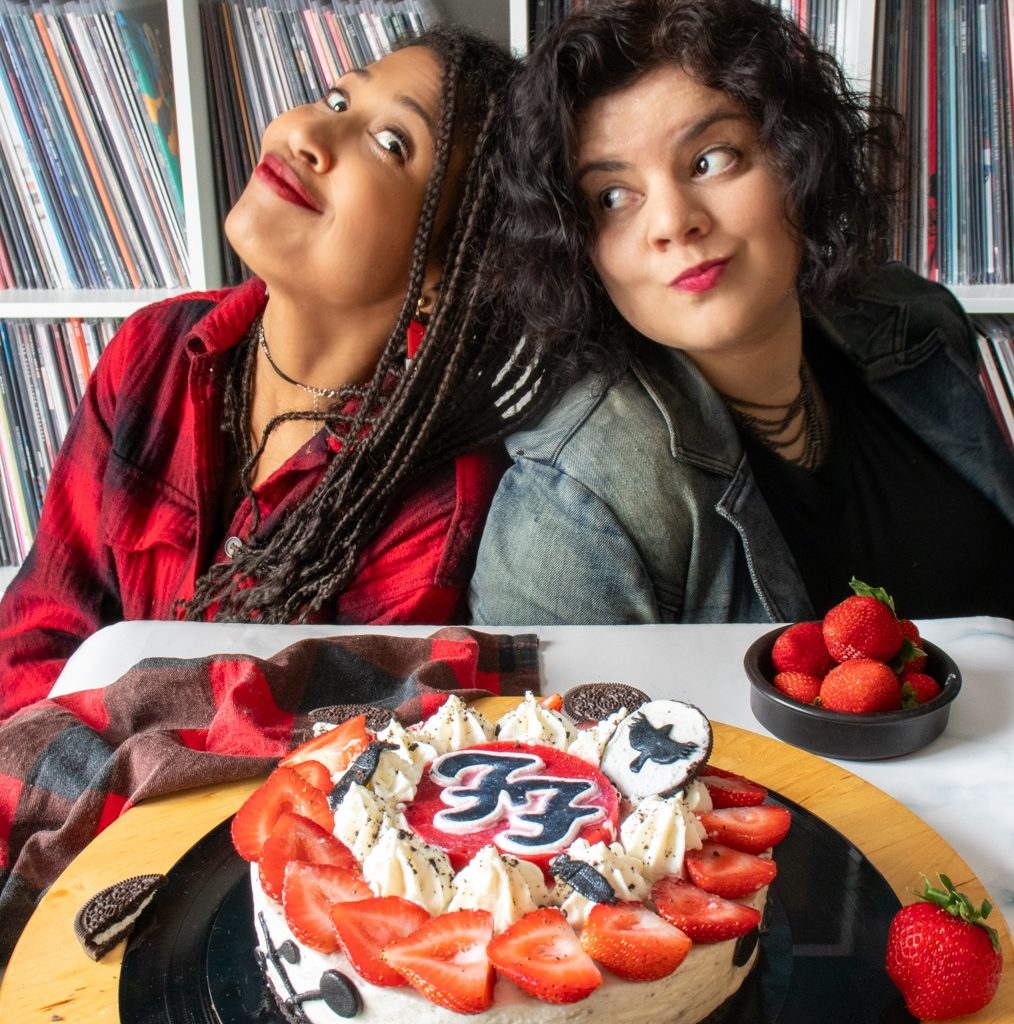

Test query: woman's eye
[599,186,633,211]
[374,128,410,163]
[324,88,348,112]
[693,147,738,178]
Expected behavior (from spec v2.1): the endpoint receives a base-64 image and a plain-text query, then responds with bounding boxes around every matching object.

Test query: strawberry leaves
[916,873,999,952]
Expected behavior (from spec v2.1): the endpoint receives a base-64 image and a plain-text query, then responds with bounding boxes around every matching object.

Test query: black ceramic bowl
[744,626,962,761]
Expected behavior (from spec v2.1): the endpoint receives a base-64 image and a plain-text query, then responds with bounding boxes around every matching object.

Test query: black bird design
[627,714,699,772]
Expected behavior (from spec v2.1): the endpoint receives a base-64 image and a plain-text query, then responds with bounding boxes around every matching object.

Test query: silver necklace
[255,315,349,415]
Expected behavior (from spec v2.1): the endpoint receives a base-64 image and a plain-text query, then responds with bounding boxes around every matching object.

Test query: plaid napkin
[0,626,539,966]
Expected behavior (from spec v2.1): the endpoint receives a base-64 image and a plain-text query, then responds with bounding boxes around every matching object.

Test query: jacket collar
[631,343,744,476]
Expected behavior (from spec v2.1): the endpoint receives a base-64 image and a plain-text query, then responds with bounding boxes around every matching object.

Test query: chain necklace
[719,360,827,470]
[255,315,363,415]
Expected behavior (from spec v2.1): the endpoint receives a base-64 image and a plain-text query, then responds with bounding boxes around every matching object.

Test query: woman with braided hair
[0,25,549,720]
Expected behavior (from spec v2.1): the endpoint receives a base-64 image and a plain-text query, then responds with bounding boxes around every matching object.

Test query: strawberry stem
[849,576,896,613]
[890,638,926,674]
[914,874,1000,952]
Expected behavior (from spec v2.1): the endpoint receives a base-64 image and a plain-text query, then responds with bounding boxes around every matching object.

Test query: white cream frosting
[620,792,707,882]
[361,746,423,804]
[413,693,493,754]
[447,844,550,932]
[361,826,455,917]
[376,719,439,777]
[331,783,402,863]
[680,779,714,813]
[493,691,577,748]
[566,708,629,765]
[551,838,650,926]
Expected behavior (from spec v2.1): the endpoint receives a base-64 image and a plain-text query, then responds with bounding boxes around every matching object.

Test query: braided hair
[185,24,555,623]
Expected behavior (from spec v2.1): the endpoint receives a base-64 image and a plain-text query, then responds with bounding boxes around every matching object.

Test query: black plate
[119,791,915,1023]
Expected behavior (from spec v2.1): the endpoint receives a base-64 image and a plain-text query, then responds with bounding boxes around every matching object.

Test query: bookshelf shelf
[0,288,185,319]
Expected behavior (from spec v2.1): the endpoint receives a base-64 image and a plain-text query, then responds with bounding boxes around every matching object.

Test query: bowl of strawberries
[744,579,961,760]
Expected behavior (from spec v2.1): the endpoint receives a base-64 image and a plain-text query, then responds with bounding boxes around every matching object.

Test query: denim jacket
[469,264,1014,624]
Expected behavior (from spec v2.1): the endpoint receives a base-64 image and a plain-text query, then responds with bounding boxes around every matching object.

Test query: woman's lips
[254,155,320,211]
[670,258,729,293]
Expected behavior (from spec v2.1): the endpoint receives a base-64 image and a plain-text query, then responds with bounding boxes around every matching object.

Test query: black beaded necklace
[719,360,827,470]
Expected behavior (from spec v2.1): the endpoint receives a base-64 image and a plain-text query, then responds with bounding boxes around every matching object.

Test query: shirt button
[224,536,244,560]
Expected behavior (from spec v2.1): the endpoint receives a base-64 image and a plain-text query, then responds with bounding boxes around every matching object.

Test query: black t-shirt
[739,336,1014,618]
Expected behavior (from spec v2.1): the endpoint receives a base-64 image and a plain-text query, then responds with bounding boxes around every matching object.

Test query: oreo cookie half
[73,873,166,960]
[307,703,395,733]
[563,682,650,724]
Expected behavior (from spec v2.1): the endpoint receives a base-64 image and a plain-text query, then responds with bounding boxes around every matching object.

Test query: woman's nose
[283,109,338,173]
[646,182,710,249]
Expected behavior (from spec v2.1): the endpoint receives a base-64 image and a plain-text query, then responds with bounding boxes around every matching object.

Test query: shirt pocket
[100,451,197,618]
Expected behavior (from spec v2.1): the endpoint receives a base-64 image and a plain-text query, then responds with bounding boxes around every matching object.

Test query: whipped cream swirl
[494,691,577,748]
[413,694,493,754]
[620,792,707,882]
[567,707,629,765]
[331,783,402,863]
[551,838,649,926]
[447,844,550,932]
[362,826,455,917]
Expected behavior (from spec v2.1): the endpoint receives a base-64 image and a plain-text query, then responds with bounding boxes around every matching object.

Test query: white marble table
[53,615,1014,932]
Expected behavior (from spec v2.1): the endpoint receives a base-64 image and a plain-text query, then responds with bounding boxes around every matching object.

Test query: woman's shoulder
[506,366,665,461]
[820,262,975,361]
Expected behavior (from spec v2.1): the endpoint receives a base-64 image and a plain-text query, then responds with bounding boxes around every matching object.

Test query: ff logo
[404,741,620,872]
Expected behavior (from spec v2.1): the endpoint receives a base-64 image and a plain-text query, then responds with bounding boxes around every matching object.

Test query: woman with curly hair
[470,0,1014,624]
[0,25,557,720]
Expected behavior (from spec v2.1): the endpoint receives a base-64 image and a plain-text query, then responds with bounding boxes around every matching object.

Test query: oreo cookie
[73,873,166,960]
[599,700,713,802]
[307,703,395,733]
[563,683,650,724]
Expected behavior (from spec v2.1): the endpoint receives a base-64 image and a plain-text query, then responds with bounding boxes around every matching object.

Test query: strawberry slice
[684,842,777,899]
[287,758,333,792]
[697,805,792,855]
[331,896,431,987]
[381,909,495,1013]
[696,765,767,808]
[487,907,602,1004]
[651,876,761,943]
[231,766,334,862]
[281,861,373,953]
[537,693,564,711]
[580,901,692,981]
[258,812,357,902]
[280,714,371,777]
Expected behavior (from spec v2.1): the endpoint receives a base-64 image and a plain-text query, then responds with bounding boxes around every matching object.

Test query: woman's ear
[417,263,442,323]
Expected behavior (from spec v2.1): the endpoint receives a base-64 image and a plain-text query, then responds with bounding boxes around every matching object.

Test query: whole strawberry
[901,670,942,707]
[771,621,835,677]
[886,874,1003,1020]
[823,578,902,662]
[773,670,822,704]
[898,618,928,672]
[819,658,901,713]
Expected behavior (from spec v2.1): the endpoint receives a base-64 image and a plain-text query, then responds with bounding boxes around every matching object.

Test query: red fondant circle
[404,741,619,875]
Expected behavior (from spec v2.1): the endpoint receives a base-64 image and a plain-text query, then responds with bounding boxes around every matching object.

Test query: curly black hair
[493,0,904,382]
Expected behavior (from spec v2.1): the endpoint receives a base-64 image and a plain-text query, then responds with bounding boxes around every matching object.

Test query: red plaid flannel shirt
[0,279,505,721]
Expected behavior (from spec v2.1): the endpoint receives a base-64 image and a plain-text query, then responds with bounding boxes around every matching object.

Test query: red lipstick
[671,258,729,293]
[254,154,320,212]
